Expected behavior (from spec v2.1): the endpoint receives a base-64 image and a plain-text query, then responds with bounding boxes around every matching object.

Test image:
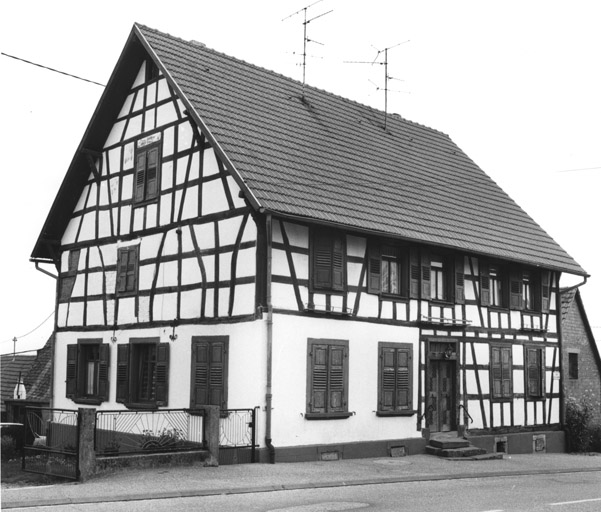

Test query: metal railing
[219,407,258,464]
[95,409,205,456]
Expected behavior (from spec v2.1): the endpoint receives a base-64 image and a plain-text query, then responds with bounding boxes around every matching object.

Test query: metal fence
[95,409,205,456]
[22,407,79,480]
[219,407,258,464]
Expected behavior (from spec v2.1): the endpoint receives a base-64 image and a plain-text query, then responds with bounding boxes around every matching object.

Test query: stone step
[426,444,488,458]
[428,438,471,450]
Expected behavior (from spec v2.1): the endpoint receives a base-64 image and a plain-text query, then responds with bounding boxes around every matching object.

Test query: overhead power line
[0,310,55,344]
[556,166,601,173]
[1,52,105,87]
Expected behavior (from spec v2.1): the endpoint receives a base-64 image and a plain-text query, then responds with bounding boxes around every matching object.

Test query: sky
[1,0,599,355]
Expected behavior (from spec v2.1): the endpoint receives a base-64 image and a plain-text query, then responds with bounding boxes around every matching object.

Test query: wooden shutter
[191,342,209,407]
[526,348,541,398]
[116,249,129,293]
[367,244,382,294]
[125,247,138,292]
[116,344,130,403]
[155,343,170,406]
[380,347,396,412]
[501,347,512,397]
[540,271,551,313]
[66,344,78,399]
[396,348,411,410]
[309,344,328,413]
[509,269,523,310]
[420,251,431,300]
[491,347,501,398]
[98,344,110,401]
[480,261,491,306]
[313,232,332,289]
[328,345,346,412]
[455,255,465,304]
[146,147,159,199]
[331,235,345,291]
[134,152,146,202]
[191,339,227,410]
[409,248,420,298]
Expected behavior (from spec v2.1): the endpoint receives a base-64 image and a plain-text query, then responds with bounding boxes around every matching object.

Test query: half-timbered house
[31,24,590,462]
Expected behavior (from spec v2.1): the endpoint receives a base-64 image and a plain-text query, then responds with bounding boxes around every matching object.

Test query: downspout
[265,213,275,463]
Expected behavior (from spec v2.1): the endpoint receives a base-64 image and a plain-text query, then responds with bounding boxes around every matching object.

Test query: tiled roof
[1,354,35,412]
[136,25,585,275]
[560,288,577,322]
[24,336,53,402]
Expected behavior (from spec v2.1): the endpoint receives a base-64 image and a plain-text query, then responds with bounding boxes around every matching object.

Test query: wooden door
[428,360,456,432]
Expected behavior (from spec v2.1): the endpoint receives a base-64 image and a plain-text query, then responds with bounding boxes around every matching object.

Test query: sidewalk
[3,453,601,509]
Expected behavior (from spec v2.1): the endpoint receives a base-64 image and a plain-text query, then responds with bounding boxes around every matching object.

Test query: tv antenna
[345,40,410,129]
[283,0,333,97]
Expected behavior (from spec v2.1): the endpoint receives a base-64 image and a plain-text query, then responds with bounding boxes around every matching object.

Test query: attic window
[145,59,159,81]
[133,134,162,204]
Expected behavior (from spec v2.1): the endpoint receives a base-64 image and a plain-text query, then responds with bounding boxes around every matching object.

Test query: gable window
[133,134,162,204]
[368,244,408,297]
[377,342,414,416]
[311,229,346,292]
[190,336,228,410]
[116,338,169,408]
[66,339,109,404]
[490,345,512,401]
[117,245,139,295]
[568,352,579,379]
[306,338,350,419]
[525,346,545,400]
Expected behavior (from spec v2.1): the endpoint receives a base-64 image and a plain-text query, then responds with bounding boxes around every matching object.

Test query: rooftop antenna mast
[283,0,333,98]
[345,40,409,129]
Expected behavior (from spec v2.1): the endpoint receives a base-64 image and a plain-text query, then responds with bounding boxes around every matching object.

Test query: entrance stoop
[426,432,503,460]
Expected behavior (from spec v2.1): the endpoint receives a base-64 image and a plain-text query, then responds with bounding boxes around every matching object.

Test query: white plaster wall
[269,314,421,447]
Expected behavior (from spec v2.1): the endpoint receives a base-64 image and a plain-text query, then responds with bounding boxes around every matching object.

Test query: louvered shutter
[191,342,209,407]
[155,343,169,406]
[509,269,523,310]
[455,255,465,304]
[367,244,382,294]
[126,247,138,292]
[491,347,502,397]
[117,249,129,293]
[66,344,78,399]
[313,233,332,289]
[380,348,395,411]
[409,248,420,298]
[540,271,551,313]
[331,235,345,291]
[209,342,226,409]
[501,347,512,397]
[421,252,431,300]
[480,262,491,306]
[526,348,540,398]
[310,345,328,413]
[134,152,146,202]
[98,344,110,401]
[396,348,411,410]
[116,344,130,403]
[328,345,346,412]
[146,147,159,199]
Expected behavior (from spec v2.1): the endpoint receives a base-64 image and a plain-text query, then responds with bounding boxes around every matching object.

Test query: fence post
[204,406,219,466]
[78,408,97,481]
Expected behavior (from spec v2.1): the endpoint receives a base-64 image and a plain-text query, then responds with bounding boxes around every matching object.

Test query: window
[66,340,109,404]
[60,249,81,301]
[418,251,464,303]
[116,245,139,295]
[133,134,162,204]
[525,346,544,400]
[368,244,408,297]
[568,352,579,379]
[190,337,228,410]
[491,345,512,400]
[481,262,507,308]
[306,339,350,419]
[377,342,413,415]
[116,339,169,408]
[509,268,551,312]
[430,257,446,300]
[311,229,346,292]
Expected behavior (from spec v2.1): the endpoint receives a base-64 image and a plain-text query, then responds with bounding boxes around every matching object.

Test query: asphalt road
[7,471,601,512]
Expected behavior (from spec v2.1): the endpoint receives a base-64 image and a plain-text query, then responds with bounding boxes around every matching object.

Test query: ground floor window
[377,342,413,415]
[306,338,350,419]
[66,339,109,404]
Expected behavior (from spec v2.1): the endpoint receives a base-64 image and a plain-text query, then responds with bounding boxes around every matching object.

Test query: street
[7,471,601,512]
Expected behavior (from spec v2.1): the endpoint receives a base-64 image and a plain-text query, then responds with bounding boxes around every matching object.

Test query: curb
[3,466,601,509]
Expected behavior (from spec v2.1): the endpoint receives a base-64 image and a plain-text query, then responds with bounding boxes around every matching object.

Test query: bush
[1,435,17,461]
[565,398,594,452]
[589,424,601,453]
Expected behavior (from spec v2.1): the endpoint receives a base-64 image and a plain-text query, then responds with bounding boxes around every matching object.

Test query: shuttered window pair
[66,340,109,404]
[116,339,169,407]
[116,245,139,295]
[367,245,408,297]
[311,230,346,292]
[190,337,228,410]
[525,346,545,400]
[480,262,507,308]
[378,343,413,415]
[133,139,161,204]
[306,339,349,418]
[508,268,551,312]
[417,252,464,303]
[491,346,512,400]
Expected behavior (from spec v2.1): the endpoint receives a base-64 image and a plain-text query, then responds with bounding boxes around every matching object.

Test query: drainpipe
[265,213,275,463]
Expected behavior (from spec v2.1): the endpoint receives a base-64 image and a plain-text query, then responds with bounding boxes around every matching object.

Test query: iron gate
[22,407,80,480]
[219,407,258,464]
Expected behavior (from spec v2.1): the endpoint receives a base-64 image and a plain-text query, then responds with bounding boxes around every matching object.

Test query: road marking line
[550,498,601,506]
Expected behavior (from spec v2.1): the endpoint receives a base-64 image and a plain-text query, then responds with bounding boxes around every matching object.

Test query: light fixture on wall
[169,319,178,341]
[110,328,118,343]
[444,344,454,359]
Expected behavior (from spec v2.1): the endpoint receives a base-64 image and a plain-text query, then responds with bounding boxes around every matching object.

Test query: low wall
[95,450,211,475]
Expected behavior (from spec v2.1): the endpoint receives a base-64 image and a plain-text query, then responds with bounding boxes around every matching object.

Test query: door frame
[425,338,459,432]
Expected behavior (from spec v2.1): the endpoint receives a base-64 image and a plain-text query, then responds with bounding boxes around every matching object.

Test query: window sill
[376,410,416,417]
[305,412,353,420]
[124,402,159,410]
[72,397,104,406]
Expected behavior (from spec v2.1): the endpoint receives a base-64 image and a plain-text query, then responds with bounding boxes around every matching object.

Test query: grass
[1,458,67,488]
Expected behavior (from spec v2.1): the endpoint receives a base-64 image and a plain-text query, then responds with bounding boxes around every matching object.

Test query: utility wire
[1,52,105,87]
[0,310,55,344]
[556,166,601,173]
